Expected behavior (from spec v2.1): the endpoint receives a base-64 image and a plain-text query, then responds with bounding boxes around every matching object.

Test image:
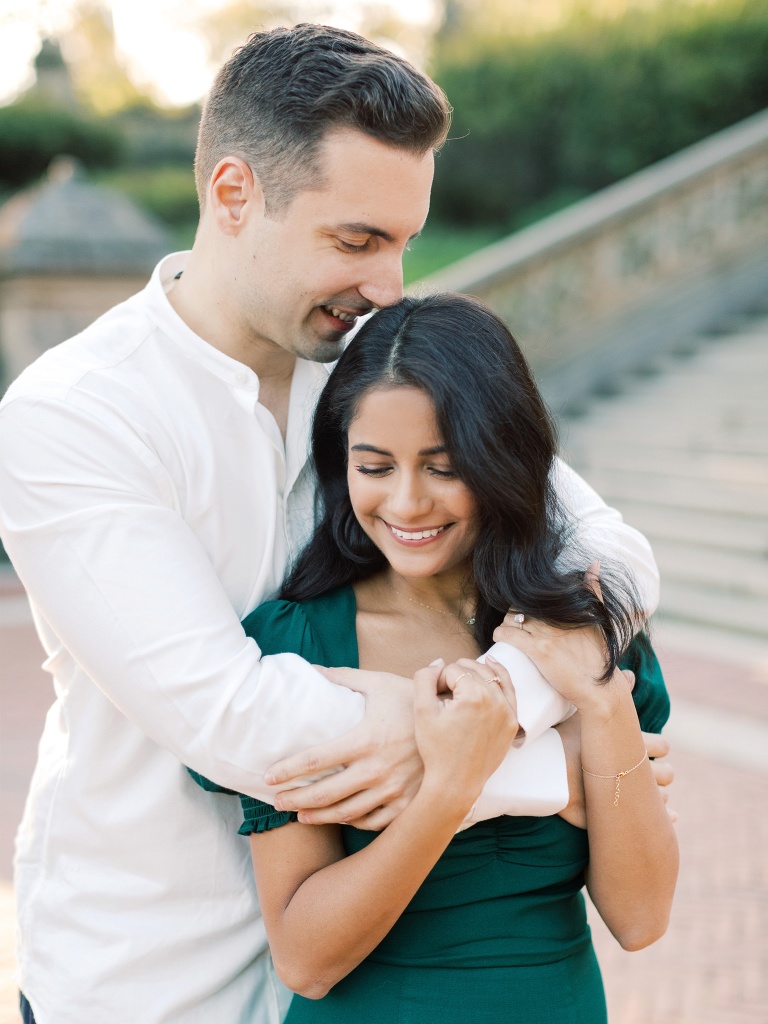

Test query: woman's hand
[493,610,625,716]
[414,656,519,809]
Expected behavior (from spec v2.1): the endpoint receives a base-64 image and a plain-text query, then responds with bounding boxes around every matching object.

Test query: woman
[194,294,678,1023]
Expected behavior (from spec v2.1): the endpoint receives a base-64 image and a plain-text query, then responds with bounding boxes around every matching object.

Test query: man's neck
[166,252,297,438]
[257,361,296,440]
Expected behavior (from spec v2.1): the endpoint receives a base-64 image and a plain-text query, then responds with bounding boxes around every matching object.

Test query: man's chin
[292,334,347,363]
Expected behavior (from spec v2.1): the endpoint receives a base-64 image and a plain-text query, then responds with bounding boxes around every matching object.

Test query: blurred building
[27,38,78,110]
[0,156,170,389]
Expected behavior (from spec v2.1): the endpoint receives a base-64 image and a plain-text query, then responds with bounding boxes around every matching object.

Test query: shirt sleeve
[0,395,364,802]
[551,457,660,615]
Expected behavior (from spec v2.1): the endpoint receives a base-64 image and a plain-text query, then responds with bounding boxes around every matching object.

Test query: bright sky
[0,0,438,107]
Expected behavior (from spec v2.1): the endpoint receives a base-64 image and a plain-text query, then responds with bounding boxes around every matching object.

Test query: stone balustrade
[414,108,768,412]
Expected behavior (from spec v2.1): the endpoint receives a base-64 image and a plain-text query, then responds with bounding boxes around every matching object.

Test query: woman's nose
[388,475,431,520]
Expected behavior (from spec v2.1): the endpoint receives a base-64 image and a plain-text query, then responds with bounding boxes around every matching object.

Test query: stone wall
[415,108,768,412]
[0,275,148,384]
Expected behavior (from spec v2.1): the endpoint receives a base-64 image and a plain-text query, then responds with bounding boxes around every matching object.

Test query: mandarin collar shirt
[0,253,659,1024]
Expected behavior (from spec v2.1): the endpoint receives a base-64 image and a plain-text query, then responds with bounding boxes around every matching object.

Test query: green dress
[192,586,670,1024]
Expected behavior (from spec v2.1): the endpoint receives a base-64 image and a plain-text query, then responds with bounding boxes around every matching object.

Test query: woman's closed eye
[354,464,392,476]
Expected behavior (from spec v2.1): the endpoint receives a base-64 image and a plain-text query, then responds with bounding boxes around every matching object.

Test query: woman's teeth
[389,525,447,540]
[325,306,356,322]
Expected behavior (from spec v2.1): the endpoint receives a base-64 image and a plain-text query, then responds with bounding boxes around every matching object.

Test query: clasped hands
[265,642,675,831]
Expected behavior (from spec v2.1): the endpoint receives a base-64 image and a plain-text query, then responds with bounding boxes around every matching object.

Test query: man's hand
[265,667,422,830]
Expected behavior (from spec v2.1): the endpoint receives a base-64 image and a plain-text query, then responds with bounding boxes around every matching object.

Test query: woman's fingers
[485,653,518,718]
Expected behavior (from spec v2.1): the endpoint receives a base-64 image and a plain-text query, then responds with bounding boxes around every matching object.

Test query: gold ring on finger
[453,671,471,685]
[513,613,525,628]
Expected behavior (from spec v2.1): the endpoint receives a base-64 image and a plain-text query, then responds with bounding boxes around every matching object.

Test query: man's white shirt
[0,253,659,1024]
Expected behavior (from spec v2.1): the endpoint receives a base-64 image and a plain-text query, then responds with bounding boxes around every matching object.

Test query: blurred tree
[197,2,320,67]
[61,1,150,114]
[0,100,122,188]
[428,0,768,228]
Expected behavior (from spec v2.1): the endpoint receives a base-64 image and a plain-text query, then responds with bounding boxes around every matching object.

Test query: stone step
[651,617,768,669]
[599,501,768,557]
[562,445,768,489]
[579,469,768,519]
[658,579,768,639]
[565,424,768,459]
[651,540,768,601]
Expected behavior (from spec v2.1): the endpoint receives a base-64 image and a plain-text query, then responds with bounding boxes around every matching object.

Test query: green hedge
[93,165,199,228]
[430,0,768,227]
[0,102,123,188]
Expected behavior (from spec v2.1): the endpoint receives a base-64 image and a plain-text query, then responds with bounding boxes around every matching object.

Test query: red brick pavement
[1,605,767,1024]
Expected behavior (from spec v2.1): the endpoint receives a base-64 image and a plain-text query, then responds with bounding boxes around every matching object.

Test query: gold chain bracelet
[582,750,648,806]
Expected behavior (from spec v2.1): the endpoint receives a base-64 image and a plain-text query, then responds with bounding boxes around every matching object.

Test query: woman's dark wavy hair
[281,293,642,677]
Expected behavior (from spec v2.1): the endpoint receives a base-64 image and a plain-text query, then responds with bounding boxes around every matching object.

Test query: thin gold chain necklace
[404,593,476,627]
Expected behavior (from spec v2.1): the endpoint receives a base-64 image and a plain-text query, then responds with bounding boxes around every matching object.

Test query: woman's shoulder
[242,585,357,665]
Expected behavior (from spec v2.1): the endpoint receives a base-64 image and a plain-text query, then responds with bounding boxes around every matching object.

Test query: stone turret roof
[0,157,171,277]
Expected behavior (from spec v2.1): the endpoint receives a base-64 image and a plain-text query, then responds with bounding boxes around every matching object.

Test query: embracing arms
[250,658,518,998]
[0,391,661,821]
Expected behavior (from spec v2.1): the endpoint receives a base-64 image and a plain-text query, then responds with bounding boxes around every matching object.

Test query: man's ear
[208,157,265,235]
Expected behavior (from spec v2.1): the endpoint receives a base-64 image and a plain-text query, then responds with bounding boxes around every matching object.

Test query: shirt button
[235,370,248,385]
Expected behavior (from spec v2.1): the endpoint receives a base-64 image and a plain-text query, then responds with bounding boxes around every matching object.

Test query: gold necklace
[405,594,476,627]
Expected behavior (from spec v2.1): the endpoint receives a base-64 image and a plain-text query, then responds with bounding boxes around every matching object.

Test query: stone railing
[414,108,768,412]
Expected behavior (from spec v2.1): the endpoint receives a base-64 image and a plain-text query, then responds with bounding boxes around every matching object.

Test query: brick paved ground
[2,585,767,1024]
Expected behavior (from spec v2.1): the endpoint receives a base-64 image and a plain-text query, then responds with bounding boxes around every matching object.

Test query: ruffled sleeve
[237,795,298,835]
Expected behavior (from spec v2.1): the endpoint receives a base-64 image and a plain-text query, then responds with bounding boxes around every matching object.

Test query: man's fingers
[642,730,671,760]
[650,759,674,787]
[296,790,381,825]
[265,735,362,786]
[273,764,370,812]
[584,560,604,604]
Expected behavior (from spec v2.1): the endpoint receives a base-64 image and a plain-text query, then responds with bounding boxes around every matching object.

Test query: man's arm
[0,396,376,800]
[551,457,660,614]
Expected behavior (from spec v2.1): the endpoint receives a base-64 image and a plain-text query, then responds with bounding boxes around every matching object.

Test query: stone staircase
[561,313,768,663]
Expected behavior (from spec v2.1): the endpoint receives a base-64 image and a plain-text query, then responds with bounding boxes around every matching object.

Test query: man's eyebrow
[334,222,424,244]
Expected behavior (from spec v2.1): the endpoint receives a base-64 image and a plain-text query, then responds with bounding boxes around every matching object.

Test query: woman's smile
[347,386,478,581]
[384,521,452,544]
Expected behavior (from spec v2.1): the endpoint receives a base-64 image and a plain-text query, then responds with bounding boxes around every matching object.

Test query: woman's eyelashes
[353,464,457,479]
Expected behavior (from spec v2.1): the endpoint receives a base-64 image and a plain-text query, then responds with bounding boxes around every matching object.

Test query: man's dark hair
[281,294,643,679]
[195,23,452,215]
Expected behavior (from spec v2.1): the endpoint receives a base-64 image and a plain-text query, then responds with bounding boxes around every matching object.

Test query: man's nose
[358,252,404,311]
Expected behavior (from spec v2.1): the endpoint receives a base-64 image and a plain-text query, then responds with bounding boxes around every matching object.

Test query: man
[0,24,664,1024]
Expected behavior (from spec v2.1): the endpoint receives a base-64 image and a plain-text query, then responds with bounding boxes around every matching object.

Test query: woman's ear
[208,156,265,236]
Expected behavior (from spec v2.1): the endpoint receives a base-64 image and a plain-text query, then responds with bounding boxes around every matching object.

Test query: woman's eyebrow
[350,443,393,455]
[350,444,448,457]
